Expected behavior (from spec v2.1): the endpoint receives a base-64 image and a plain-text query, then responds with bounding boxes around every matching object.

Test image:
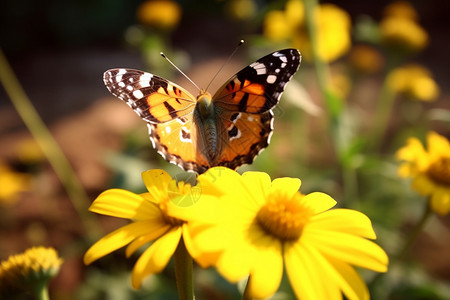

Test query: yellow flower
[0,162,30,205]
[263,10,292,41]
[383,0,419,21]
[348,44,385,74]
[0,247,62,293]
[397,132,450,215]
[137,0,182,29]
[84,169,208,289]
[180,167,388,300]
[387,64,440,101]
[380,17,428,51]
[226,0,257,21]
[263,1,351,62]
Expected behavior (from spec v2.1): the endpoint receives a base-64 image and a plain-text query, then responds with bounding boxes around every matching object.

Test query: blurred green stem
[33,280,49,300]
[304,0,341,126]
[0,49,101,240]
[369,200,432,290]
[396,200,432,261]
[368,77,396,151]
[174,239,194,300]
[368,54,403,152]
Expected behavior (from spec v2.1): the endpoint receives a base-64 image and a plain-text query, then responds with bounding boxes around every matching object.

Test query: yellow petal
[131,227,182,289]
[285,241,341,299]
[310,209,376,239]
[412,175,435,196]
[198,167,242,196]
[430,189,450,215]
[302,192,337,214]
[125,224,171,257]
[241,171,272,205]
[328,258,370,300]
[303,229,388,272]
[84,220,164,265]
[89,189,161,220]
[246,238,283,299]
[271,177,301,197]
[142,169,172,200]
[427,131,450,159]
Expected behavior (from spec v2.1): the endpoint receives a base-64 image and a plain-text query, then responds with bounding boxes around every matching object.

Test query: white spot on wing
[133,90,144,99]
[165,126,171,134]
[115,69,127,82]
[247,116,254,121]
[139,73,153,88]
[279,56,288,63]
[266,75,277,84]
[250,62,267,75]
[118,82,126,88]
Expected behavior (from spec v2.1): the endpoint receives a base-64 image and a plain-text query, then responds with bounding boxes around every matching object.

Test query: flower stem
[369,200,432,290]
[303,0,342,125]
[396,200,432,261]
[174,239,194,300]
[0,49,101,241]
[33,280,50,300]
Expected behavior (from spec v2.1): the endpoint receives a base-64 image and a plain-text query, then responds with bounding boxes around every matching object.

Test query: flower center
[256,192,312,241]
[427,157,450,186]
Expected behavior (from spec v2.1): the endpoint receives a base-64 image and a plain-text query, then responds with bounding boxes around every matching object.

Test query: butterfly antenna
[205,39,245,92]
[160,52,202,93]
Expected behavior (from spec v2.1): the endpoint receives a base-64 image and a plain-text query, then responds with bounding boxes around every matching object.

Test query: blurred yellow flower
[380,17,428,51]
[0,247,62,294]
[84,169,209,289]
[0,163,30,205]
[263,1,351,62]
[397,132,450,215]
[263,10,292,41]
[384,0,419,21]
[348,44,385,74]
[226,0,257,20]
[380,1,428,52]
[387,64,440,101]
[137,0,182,29]
[180,167,388,300]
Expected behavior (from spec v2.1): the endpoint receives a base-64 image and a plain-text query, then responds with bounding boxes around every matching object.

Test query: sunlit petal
[131,227,182,289]
[125,224,171,257]
[271,177,301,197]
[84,220,162,264]
[246,238,283,299]
[285,241,340,300]
[89,189,160,220]
[304,230,388,272]
[302,192,337,213]
[142,169,172,200]
[310,209,376,238]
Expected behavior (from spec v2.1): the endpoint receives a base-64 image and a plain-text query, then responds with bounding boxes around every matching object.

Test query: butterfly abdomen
[195,92,220,162]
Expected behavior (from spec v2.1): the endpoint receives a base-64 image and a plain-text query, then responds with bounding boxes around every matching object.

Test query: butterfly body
[104,49,301,173]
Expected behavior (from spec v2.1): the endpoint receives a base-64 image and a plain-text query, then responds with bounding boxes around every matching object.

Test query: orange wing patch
[145,83,197,123]
[215,110,273,169]
[213,78,268,113]
[148,116,211,173]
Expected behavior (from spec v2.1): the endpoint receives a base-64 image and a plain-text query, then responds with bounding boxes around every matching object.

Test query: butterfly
[104,49,301,174]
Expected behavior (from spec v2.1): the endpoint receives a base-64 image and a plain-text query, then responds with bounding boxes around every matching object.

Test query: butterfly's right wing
[103,68,197,123]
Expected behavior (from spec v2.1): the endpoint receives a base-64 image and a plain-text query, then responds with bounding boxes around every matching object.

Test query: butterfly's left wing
[104,68,196,123]
[211,49,301,170]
